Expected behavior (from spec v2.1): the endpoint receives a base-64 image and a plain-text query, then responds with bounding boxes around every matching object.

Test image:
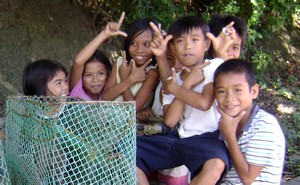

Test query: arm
[165,63,213,111]
[69,12,127,91]
[217,107,264,185]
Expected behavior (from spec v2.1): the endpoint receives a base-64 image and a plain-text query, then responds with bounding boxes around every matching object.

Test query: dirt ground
[0,0,113,116]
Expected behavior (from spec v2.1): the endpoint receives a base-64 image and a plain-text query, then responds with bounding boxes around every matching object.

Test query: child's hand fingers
[149,22,161,35]
[122,51,127,64]
[206,32,216,42]
[182,66,191,74]
[117,12,125,29]
[141,58,152,69]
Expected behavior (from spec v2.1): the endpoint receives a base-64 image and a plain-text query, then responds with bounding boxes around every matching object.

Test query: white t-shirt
[162,58,223,138]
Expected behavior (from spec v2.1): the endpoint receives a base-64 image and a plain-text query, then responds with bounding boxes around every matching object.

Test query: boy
[136,15,230,185]
[214,59,285,184]
[206,14,247,60]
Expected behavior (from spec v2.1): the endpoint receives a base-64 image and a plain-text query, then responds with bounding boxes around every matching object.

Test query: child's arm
[206,21,236,61]
[69,12,127,91]
[165,63,213,111]
[217,107,264,184]
[125,68,159,112]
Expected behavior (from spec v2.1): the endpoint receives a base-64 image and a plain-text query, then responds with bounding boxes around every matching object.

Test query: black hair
[208,14,247,57]
[22,59,68,96]
[123,18,156,66]
[85,49,112,76]
[167,15,209,39]
[214,59,257,89]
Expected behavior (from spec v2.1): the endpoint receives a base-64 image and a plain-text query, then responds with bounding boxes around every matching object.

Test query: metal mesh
[5,96,136,185]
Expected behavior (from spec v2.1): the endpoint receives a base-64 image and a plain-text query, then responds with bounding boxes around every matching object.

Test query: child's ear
[251,83,259,99]
[204,39,211,51]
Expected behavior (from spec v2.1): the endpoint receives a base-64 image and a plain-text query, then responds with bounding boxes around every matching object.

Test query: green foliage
[75,0,300,178]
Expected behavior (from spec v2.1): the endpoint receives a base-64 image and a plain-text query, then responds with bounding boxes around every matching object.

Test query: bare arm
[217,107,264,184]
[69,12,127,91]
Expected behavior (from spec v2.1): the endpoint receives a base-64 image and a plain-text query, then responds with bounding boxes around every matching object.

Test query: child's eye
[233,46,240,50]
[235,89,242,92]
[84,73,91,77]
[217,90,225,94]
[144,42,150,47]
[192,38,199,42]
[175,39,183,43]
[131,41,136,46]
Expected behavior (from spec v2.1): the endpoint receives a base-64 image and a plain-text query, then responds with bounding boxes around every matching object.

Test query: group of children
[22,11,285,185]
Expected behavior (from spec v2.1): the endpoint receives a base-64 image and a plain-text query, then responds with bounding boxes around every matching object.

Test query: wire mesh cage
[5,96,136,185]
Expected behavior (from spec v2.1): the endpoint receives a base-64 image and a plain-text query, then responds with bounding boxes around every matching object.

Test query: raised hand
[104,12,127,37]
[183,62,211,88]
[217,105,246,139]
[206,21,236,60]
[149,22,173,57]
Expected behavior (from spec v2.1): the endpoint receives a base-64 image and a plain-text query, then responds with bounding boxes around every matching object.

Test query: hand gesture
[206,21,236,60]
[217,105,246,140]
[119,51,131,80]
[104,12,127,37]
[137,107,154,122]
[183,62,211,88]
[164,67,178,94]
[128,59,152,84]
[149,22,173,57]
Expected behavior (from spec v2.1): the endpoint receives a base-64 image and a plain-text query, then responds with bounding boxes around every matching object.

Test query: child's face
[129,29,153,67]
[46,70,68,96]
[215,72,258,118]
[167,45,183,72]
[172,28,210,68]
[226,35,242,60]
[83,60,108,100]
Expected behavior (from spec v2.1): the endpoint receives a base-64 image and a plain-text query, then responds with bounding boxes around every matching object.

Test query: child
[136,15,230,185]
[22,59,69,184]
[69,13,127,101]
[103,18,159,112]
[23,59,69,97]
[206,14,247,60]
[214,59,285,185]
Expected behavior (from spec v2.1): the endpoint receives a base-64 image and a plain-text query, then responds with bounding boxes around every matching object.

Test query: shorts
[136,130,230,176]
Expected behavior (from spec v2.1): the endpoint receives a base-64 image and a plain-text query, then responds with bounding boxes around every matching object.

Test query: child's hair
[208,14,247,48]
[22,59,68,96]
[167,15,210,39]
[123,18,156,65]
[85,49,112,76]
[214,59,257,89]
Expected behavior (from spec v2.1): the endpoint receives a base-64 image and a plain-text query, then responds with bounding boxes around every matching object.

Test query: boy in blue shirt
[136,15,230,185]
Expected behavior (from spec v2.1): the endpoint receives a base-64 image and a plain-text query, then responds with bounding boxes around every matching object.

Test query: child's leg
[190,158,225,185]
[137,167,150,185]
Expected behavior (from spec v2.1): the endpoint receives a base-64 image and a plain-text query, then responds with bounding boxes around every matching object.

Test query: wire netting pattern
[5,96,136,185]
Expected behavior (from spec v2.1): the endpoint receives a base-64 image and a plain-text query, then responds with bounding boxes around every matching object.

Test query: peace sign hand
[104,12,127,37]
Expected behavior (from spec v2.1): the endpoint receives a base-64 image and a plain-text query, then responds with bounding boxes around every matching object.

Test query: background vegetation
[0,0,299,181]
[78,0,300,179]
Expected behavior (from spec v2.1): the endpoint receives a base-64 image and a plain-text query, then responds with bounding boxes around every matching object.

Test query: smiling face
[172,28,210,68]
[215,72,258,120]
[82,60,108,100]
[46,70,69,96]
[128,29,153,67]
[226,35,242,60]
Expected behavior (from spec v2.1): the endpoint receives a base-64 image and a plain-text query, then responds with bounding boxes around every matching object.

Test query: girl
[22,59,69,184]
[69,12,127,101]
[103,18,159,112]
[22,59,68,97]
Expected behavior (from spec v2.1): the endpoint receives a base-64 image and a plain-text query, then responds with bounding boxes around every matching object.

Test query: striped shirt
[221,105,285,185]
